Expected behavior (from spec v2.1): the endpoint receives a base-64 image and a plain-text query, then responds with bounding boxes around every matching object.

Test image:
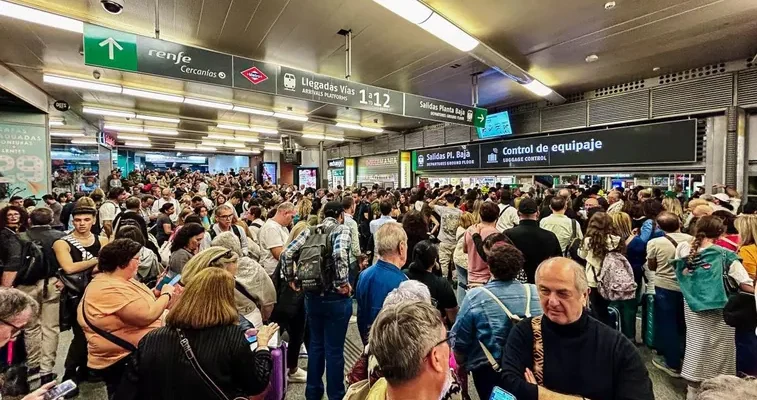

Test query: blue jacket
[356,259,408,343]
[451,280,542,371]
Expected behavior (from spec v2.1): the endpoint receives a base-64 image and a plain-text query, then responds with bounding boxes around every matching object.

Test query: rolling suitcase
[643,294,655,349]
[265,341,288,400]
[607,306,622,333]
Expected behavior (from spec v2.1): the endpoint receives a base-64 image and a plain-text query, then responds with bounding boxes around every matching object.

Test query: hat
[323,201,344,218]
[518,198,539,215]
[713,193,731,203]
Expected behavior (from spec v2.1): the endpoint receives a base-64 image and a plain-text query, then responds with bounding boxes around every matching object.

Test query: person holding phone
[78,239,178,397]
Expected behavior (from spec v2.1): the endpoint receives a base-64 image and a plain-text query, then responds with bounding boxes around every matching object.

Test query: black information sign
[276,66,404,115]
[404,94,487,128]
[136,36,232,86]
[478,119,697,168]
[232,57,278,95]
[414,144,480,171]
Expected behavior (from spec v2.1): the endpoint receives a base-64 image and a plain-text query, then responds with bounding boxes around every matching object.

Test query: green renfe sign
[83,24,137,72]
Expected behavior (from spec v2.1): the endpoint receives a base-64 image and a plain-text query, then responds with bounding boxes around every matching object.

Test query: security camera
[101,0,124,15]
[92,71,101,80]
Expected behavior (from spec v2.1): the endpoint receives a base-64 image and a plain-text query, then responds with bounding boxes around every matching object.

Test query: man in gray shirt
[431,191,462,280]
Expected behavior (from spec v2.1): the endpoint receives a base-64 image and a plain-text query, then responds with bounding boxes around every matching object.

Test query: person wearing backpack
[539,196,583,259]
[201,205,250,257]
[671,215,755,400]
[451,243,542,400]
[496,191,519,232]
[280,201,354,400]
[12,208,65,384]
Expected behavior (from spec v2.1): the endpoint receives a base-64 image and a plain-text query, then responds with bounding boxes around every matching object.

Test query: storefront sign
[357,154,398,184]
[328,158,345,169]
[83,24,485,127]
[413,144,480,171]
[362,155,398,167]
[98,131,117,149]
[345,158,356,187]
[404,94,487,128]
[399,152,412,188]
[0,123,48,203]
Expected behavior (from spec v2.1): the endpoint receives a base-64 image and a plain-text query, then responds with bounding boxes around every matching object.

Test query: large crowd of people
[0,167,756,400]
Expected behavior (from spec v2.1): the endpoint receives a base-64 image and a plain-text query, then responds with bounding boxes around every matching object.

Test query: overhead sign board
[83,23,486,127]
[404,94,488,128]
[328,159,345,168]
[414,120,697,172]
[412,144,481,171]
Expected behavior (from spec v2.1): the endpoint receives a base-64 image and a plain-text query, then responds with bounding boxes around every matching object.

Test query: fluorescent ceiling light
[202,141,245,149]
[144,128,178,136]
[264,144,284,151]
[122,88,184,103]
[216,123,249,131]
[0,1,84,33]
[103,124,143,133]
[335,122,362,130]
[232,106,274,116]
[175,145,197,151]
[522,79,553,97]
[136,114,181,124]
[372,0,432,24]
[249,127,279,135]
[418,13,479,52]
[201,140,224,147]
[124,141,152,148]
[71,139,97,144]
[324,136,345,142]
[49,120,65,127]
[235,149,261,154]
[50,131,85,137]
[302,133,325,140]
[184,97,233,110]
[197,146,217,152]
[44,75,122,93]
[116,134,150,142]
[236,136,260,143]
[206,134,235,141]
[83,107,135,119]
[360,126,384,133]
[273,112,308,122]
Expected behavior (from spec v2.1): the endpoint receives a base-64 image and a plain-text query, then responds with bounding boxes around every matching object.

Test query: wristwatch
[160,292,172,301]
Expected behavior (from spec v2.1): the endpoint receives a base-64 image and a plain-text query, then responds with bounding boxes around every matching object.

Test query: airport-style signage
[414,120,697,171]
[83,24,486,127]
[413,144,481,171]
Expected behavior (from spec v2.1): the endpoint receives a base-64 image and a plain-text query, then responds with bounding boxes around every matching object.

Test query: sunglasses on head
[210,249,233,265]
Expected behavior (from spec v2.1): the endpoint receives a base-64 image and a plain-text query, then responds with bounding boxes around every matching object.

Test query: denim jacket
[451,280,542,371]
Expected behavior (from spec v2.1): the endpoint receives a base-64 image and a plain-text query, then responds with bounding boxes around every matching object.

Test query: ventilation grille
[738,69,757,107]
[445,124,471,144]
[350,143,362,157]
[361,141,375,156]
[387,133,404,151]
[547,92,585,106]
[589,90,649,126]
[339,145,350,158]
[510,110,540,134]
[540,102,587,132]
[658,63,727,86]
[594,80,645,97]
[697,119,706,162]
[651,74,732,118]
[374,136,388,153]
[424,125,445,147]
[509,102,540,114]
[405,130,424,149]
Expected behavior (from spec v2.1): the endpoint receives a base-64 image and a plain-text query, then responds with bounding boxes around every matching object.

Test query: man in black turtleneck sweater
[500,258,653,400]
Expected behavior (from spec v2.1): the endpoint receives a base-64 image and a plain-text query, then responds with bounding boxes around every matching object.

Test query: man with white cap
[712,193,735,214]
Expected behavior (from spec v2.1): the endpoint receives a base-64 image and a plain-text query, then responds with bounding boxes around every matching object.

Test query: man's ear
[429,347,446,373]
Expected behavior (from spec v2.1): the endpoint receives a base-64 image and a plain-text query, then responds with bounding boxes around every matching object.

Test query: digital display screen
[298,168,318,189]
[262,162,277,184]
[477,111,512,139]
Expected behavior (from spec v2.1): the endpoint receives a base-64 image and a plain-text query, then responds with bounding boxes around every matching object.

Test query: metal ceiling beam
[0,61,49,112]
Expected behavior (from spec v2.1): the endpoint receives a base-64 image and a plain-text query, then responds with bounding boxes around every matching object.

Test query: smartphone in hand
[43,380,77,400]
[490,387,517,400]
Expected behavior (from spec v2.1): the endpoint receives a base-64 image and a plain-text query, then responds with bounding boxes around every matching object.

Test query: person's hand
[289,281,301,292]
[54,278,64,291]
[338,282,352,296]
[161,284,176,297]
[525,368,537,385]
[256,323,280,347]
[22,381,56,400]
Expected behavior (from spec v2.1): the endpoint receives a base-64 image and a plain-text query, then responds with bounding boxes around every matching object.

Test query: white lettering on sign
[148,49,191,65]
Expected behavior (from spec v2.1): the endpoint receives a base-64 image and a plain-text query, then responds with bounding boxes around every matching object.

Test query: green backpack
[673,246,740,312]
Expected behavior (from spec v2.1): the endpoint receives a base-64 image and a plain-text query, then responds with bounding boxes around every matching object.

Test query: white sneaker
[349,315,357,324]
[288,367,307,383]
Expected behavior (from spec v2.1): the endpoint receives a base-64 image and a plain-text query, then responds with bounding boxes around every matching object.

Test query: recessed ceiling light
[50,131,85,137]
[83,107,135,119]
[232,106,274,117]
[136,114,181,124]
[124,142,152,148]
[44,75,122,93]
[273,112,308,122]
[117,134,150,142]
[49,120,65,127]
[122,88,184,103]
[103,124,143,133]
[604,1,616,10]
[184,98,234,110]
[652,67,661,72]
[585,54,599,63]
[144,128,179,136]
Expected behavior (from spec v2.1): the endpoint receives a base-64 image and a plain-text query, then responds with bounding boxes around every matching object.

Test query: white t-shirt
[259,219,290,275]
[496,204,519,232]
[99,201,121,226]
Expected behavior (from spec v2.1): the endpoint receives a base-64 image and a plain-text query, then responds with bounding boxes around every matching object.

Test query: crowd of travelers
[1,167,757,400]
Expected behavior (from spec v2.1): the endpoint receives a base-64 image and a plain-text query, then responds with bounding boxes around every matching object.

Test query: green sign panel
[83,24,137,72]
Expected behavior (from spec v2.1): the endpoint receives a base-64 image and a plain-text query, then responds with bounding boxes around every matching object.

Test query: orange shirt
[738,244,757,280]
[78,273,161,369]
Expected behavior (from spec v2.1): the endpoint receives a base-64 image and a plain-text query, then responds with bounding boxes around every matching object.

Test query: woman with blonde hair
[610,211,634,243]
[180,246,239,285]
[662,196,684,223]
[294,198,312,225]
[454,212,476,303]
[116,268,278,399]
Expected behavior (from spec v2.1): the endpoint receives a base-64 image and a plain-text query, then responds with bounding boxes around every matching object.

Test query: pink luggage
[265,341,288,400]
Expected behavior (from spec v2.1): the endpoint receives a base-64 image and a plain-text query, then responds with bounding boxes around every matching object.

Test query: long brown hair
[166,268,238,329]
[688,215,725,264]
[586,212,622,259]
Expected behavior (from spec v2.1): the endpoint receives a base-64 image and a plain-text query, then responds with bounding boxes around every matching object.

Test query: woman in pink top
[713,210,740,252]
[464,202,502,286]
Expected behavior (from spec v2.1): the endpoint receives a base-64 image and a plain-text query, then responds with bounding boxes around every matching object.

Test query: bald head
[536,257,588,294]
[656,211,680,233]
[584,198,599,209]
[535,257,589,325]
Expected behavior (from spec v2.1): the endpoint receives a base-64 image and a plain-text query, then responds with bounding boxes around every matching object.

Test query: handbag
[477,284,532,372]
[58,235,95,294]
[724,291,757,329]
[81,293,137,352]
[176,329,246,400]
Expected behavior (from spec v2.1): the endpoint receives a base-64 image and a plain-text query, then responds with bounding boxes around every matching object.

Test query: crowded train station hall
[1,0,757,399]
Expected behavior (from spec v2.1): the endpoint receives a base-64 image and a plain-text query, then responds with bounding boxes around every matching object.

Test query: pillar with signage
[357,154,399,188]
[0,112,50,205]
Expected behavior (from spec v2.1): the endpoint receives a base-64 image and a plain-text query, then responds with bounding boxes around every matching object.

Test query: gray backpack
[593,252,637,301]
[295,224,337,293]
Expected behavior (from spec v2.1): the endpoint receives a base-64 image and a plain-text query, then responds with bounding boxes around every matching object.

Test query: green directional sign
[473,108,488,129]
[83,24,137,72]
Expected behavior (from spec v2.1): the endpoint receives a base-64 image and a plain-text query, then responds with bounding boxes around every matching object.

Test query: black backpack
[564,219,584,265]
[13,233,51,287]
[295,225,337,293]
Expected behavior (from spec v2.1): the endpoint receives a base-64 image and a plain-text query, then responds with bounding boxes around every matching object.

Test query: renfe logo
[241,66,268,85]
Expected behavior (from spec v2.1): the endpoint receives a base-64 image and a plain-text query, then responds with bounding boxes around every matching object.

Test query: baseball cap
[713,193,731,203]
[518,198,539,215]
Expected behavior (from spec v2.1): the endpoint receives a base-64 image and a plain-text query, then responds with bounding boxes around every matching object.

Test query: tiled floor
[50,320,687,400]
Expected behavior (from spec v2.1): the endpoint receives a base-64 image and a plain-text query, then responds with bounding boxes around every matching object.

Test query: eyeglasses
[210,249,233,265]
[426,331,455,358]
[217,214,233,219]
[0,318,24,338]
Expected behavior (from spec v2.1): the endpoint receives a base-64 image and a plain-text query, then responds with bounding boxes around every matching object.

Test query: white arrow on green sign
[84,24,137,72]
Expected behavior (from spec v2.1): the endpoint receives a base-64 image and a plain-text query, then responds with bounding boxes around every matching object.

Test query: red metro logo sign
[240,66,268,85]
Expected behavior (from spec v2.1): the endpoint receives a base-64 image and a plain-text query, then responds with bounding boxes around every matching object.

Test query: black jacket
[115,325,272,400]
[0,228,23,275]
[505,220,562,283]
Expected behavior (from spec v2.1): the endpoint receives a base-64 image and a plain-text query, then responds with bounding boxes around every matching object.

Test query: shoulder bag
[81,292,137,352]
[176,328,246,400]
[531,316,544,385]
[477,284,532,372]
[58,235,95,294]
